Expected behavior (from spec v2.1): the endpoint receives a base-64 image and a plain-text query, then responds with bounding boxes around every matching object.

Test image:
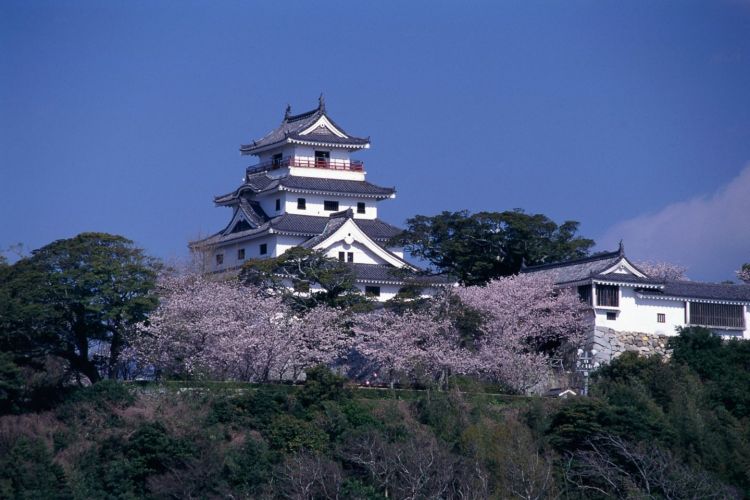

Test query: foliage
[0,352,24,414]
[239,246,371,310]
[670,326,750,419]
[0,437,70,499]
[636,260,688,280]
[737,262,750,283]
[0,232,158,383]
[456,273,587,392]
[392,209,594,285]
[135,272,347,382]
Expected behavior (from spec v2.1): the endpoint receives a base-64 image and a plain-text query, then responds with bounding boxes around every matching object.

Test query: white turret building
[522,243,750,360]
[191,98,443,300]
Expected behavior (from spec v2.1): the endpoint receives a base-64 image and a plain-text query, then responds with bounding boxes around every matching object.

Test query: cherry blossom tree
[635,261,688,281]
[737,263,750,284]
[456,273,587,392]
[352,303,474,387]
[134,273,347,382]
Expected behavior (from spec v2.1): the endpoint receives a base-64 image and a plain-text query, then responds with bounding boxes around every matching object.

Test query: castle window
[347,252,354,263]
[259,243,267,255]
[338,252,345,262]
[365,286,381,297]
[324,200,339,211]
[215,253,224,265]
[689,302,744,329]
[297,198,306,210]
[657,313,665,323]
[357,202,366,214]
[596,285,619,307]
[275,198,281,211]
[237,248,245,260]
[606,311,616,321]
[272,153,283,167]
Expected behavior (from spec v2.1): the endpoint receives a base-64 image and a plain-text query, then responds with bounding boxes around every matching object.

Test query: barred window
[657,313,665,323]
[577,285,592,305]
[297,198,306,210]
[365,286,381,297]
[689,302,744,329]
[215,253,223,265]
[237,248,245,260]
[596,285,619,307]
[324,200,339,211]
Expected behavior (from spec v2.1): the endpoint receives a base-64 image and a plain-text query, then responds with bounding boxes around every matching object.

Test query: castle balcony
[246,156,364,177]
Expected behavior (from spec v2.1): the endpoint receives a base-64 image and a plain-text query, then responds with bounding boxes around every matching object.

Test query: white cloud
[598,164,750,282]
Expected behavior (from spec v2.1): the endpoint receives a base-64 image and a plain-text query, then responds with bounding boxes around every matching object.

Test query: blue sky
[1,1,749,281]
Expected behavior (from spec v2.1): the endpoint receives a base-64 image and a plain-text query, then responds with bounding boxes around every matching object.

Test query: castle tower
[191,98,442,300]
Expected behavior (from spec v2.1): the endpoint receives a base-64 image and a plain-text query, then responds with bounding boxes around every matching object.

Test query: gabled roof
[240,97,370,155]
[521,243,647,285]
[349,263,453,286]
[190,213,402,247]
[215,172,395,205]
[521,243,750,304]
[299,212,413,269]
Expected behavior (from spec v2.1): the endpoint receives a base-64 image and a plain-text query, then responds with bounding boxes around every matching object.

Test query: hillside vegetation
[2,329,750,499]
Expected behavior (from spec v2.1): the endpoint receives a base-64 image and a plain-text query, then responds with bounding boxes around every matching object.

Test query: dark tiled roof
[240,101,369,154]
[238,199,269,227]
[280,175,395,197]
[522,249,626,284]
[215,173,395,205]
[642,281,750,303]
[349,263,453,285]
[299,217,348,248]
[272,214,401,242]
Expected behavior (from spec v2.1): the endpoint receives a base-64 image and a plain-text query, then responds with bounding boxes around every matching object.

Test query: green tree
[0,233,158,383]
[392,209,594,285]
[239,247,370,310]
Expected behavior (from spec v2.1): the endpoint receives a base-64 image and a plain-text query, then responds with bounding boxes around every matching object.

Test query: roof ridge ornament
[284,104,291,121]
[318,93,326,113]
[618,240,625,256]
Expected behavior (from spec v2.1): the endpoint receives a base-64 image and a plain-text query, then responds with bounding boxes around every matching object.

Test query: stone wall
[592,326,671,363]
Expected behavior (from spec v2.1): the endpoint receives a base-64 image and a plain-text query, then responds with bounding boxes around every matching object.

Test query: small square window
[365,286,381,297]
[259,243,267,255]
[606,311,617,321]
[324,200,339,211]
[215,253,224,265]
[297,198,306,210]
[275,199,281,211]
[657,313,666,323]
[338,252,345,262]
[357,202,366,214]
[237,248,245,260]
[347,252,354,263]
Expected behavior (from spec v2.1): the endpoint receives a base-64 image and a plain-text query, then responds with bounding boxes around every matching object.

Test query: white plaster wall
[323,240,388,265]
[211,235,277,271]
[250,191,285,217]
[284,193,378,219]
[273,235,307,257]
[594,287,685,336]
[593,287,750,338]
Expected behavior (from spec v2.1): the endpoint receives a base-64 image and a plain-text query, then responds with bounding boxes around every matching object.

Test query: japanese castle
[190,97,440,300]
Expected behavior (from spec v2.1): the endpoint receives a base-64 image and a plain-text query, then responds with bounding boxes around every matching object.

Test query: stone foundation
[592,327,671,363]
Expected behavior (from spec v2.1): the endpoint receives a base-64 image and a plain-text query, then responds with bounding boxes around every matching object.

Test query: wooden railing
[246,157,364,176]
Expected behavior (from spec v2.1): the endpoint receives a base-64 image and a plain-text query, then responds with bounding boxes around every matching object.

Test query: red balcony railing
[246,156,364,176]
